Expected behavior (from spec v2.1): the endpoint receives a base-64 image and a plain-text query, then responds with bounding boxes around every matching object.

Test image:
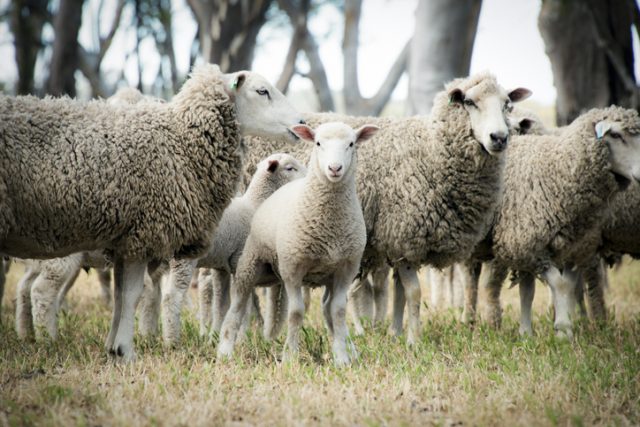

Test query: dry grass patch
[1,260,639,426]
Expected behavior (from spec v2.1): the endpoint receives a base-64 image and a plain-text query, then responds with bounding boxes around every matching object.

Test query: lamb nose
[490,132,507,145]
[298,119,306,124]
[329,165,343,173]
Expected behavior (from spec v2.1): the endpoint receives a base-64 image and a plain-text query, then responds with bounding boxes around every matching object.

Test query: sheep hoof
[554,326,573,341]
[111,345,137,363]
[518,326,533,337]
[217,340,234,359]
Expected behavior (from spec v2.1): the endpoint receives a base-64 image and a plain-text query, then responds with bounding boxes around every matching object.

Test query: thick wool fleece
[602,182,640,258]
[492,107,630,273]
[244,74,506,271]
[0,64,243,261]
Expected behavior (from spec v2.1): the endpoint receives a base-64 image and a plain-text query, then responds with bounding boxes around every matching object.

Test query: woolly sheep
[0,64,303,361]
[218,122,379,365]
[481,106,640,338]
[159,153,307,346]
[242,73,532,344]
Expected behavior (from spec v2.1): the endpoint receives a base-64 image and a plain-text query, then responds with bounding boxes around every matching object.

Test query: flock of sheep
[1,63,640,366]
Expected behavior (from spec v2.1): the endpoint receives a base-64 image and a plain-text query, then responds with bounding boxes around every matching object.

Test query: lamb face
[449,83,531,155]
[595,120,640,184]
[259,153,307,187]
[291,122,379,183]
[224,71,304,141]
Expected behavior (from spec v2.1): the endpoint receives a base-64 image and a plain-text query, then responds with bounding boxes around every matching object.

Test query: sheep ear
[448,88,465,105]
[230,73,246,91]
[267,159,279,173]
[355,125,380,144]
[519,118,533,134]
[290,124,315,142]
[508,88,532,103]
[595,121,612,139]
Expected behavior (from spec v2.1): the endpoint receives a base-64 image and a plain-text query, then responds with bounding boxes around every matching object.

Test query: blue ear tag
[230,80,238,90]
[595,122,611,140]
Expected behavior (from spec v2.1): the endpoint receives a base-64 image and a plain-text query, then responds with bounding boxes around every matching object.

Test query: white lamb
[159,153,307,346]
[218,122,379,366]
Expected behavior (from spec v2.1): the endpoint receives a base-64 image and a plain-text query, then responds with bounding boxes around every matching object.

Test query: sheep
[158,152,307,346]
[0,64,303,361]
[217,122,379,365]
[0,257,9,316]
[481,106,640,338]
[348,266,390,335]
[241,73,532,344]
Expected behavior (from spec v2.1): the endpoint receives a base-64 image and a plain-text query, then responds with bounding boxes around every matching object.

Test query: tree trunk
[187,0,273,72]
[46,0,85,96]
[10,0,48,95]
[539,0,637,125]
[407,0,482,115]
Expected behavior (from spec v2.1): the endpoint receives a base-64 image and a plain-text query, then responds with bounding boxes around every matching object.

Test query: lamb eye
[463,99,476,108]
[504,101,512,112]
[609,131,621,139]
[256,88,270,99]
[286,166,295,171]
[349,142,354,147]
[316,141,320,147]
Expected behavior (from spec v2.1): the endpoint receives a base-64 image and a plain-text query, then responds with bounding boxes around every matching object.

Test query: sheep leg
[282,278,306,363]
[16,266,39,339]
[210,269,231,333]
[371,266,389,326]
[582,258,607,321]
[33,257,82,340]
[237,290,254,343]
[217,256,259,358]
[263,283,287,340]
[198,269,214,335]
[452,264,465,309]
[322,285,334,335]
[162,259,196,347]
[55,264,81,313]
[460,261,481,325]
[330,265,358,366]
[109,260,146,361]
[543,266,577,340]
[443,266,455,307]
[348,276,372,336]
[391,268,405,337]
[397,263,421,346]
[138,270,162,337]
[97,268,112,306]
[427,267,442,309]
[302,286,311,313]
[485,262,508,329]
[518,272,535,336]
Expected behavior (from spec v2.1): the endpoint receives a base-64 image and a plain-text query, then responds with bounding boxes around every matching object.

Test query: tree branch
[342,0,362,110]
[98,0,126,63]
[367,39,410,115]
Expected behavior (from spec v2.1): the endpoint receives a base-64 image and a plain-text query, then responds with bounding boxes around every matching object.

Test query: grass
[1,260,640,426]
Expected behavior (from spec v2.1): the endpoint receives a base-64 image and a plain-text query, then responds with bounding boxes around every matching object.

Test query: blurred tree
[9,0,48,95]
[47,0,86,96]
[277,0,408,115]
[406,0,482,114]
[186,0,273,72]
[78,0,127,97]
[539,0,639,125]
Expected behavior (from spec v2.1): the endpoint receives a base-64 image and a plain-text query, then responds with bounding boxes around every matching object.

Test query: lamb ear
[595,121,612,139]
[508,88,532,103]
[519,118,533,134]
[267,159,279,173]
[355,125,380,144]
[448,88,465,105]
[230,73,246,91]
[290,124,315,142]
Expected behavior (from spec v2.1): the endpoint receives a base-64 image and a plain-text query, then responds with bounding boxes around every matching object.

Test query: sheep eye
[504,101,512,112]
[316,141,320,147]
[256,88,270,99]
[609,131,621,139]
[349,142,354,147]
[285,166,295,171]
[463,99,476,108]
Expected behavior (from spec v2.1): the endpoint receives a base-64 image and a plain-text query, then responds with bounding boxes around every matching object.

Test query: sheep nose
[489,132,508,151]
[328,164,343,173]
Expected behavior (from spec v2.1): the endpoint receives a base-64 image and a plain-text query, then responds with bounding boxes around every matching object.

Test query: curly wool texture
[244,74,506,270]
[492,106,631,273]
[602,186,640,258]
[0,64,243,261]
